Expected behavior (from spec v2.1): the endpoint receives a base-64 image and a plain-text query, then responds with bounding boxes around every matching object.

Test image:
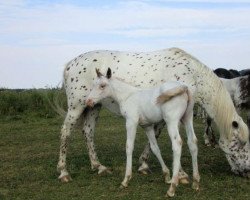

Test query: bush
[0,88,67,118]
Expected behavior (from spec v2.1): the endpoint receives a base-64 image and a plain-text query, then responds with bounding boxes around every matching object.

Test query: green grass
[0,109,249,200]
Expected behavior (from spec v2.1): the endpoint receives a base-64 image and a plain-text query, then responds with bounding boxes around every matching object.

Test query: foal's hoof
[192,181,200,191]
[164,173,171,184]
[120,182,128,189]
[165,184,176,198]
[98,166,112,175]
[59,175,72,183]
[166,191,175,198]
[179,177,190,185]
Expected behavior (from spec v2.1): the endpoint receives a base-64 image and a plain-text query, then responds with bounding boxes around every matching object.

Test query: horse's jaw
[220,137,250,178]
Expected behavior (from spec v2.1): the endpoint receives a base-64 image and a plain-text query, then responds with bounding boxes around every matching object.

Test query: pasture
[0,89,249,199]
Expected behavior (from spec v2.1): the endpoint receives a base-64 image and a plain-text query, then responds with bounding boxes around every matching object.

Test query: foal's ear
[95,68,103,78]
[106,68,112,79]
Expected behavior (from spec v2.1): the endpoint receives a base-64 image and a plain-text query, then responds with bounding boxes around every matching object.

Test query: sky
[0,0,250,88]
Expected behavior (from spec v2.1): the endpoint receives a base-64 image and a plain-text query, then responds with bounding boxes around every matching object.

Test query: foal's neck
[110,78,140,104]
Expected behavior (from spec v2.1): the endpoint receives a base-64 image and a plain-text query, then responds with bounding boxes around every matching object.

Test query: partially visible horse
[57,48,250,183]
[239,69,250,76]
[213,68,241,79]
[86,68,199,197]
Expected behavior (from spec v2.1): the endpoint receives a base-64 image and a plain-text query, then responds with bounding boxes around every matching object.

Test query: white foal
[86,68,200,197]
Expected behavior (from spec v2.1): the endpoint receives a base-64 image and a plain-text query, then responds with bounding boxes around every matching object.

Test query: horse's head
[86,68,112,107]
[220,119,250,178]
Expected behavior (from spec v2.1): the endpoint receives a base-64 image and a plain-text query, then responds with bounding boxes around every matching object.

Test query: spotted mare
[57,48,250,182]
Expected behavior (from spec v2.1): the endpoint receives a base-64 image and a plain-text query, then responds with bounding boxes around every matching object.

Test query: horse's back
[63,47,202,107]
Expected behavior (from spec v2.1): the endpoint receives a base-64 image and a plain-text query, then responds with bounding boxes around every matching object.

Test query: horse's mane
[178,48,245,141]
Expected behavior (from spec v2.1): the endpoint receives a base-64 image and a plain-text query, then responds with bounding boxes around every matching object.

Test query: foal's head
[86,68,112,107]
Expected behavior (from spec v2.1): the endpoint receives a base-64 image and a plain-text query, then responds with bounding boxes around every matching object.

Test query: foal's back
[127,81,189,126]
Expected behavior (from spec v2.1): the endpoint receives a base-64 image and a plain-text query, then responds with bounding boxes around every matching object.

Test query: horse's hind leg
[57,105,85,182]
[82,105,111,175]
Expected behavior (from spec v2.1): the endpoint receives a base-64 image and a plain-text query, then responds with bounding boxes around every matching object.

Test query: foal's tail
[156,85,190,104]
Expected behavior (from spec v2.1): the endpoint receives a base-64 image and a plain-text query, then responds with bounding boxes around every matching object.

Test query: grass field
[0,107,249,200]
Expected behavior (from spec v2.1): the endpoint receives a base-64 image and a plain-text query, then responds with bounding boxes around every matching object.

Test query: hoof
[138,168,151,175]
[138,162,151,175]
[60,175,72,183]
[164,173,171,184]
[166,184,176,198]
[179,177,190,184]
[205,143,211,147]
[98,166,112,175]
[165,191,175,198]
[120,182,128,189]
[138,167,152,175]
[192,181,200,191]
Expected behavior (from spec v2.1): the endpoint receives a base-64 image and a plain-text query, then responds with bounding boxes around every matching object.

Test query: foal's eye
[100,84,106,89]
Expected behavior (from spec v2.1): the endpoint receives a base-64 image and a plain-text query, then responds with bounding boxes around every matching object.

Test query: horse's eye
[100,84,106,89]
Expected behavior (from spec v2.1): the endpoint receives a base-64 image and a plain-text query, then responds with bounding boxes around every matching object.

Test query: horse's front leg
[82,105,111,175]
[138,122,165,174]
[204,117,217,147]
[121,119,137,188]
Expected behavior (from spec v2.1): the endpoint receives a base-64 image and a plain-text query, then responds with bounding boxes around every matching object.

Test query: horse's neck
[110,78,139,104]
[195,67,237,140]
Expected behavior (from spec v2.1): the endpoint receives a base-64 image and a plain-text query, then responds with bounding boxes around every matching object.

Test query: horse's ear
[106,68,112,79]
[96,68,103,78]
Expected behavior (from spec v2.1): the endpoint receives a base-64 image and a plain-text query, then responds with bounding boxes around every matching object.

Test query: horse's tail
[156,85,189,104]
[44,62,72,118]
[44,85,67,118]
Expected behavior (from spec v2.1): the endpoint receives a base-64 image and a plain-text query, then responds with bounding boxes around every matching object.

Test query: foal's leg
[82,105,111,175]
[121,119,137,188]
[138,123,189,183]
[183,111,200,191]
[57,105,85,182]
[165,121,183,197]
[138,122,165,174]
[144,126,171,183]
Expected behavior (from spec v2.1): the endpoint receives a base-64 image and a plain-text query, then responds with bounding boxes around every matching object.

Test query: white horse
[57,48,250,183]
[85,68,199,197]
